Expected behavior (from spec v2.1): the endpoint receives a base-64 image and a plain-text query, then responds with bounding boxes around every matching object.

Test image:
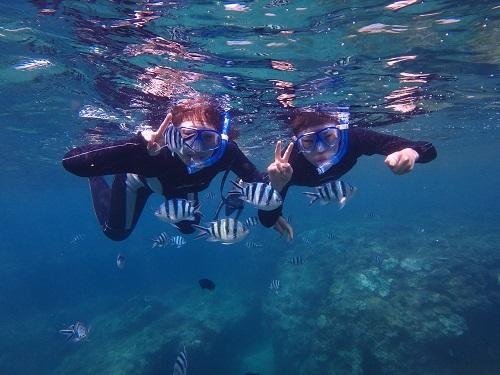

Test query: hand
[384,148,419,175]
[143,113,172,156]
[273,216,294,241]
[268,140,294,192]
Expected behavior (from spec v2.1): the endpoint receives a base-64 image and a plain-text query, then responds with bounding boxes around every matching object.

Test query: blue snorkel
[186,111,231,174]
[315,107,350,175]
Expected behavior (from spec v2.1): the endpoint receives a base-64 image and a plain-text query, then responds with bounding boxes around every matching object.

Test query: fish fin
[338,197,347,209]
[303,192,319,206]
[169,223,181,229]
[229,180,243,192]
[192,224,210,240]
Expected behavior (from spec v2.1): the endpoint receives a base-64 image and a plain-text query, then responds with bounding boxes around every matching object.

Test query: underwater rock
[438,314,467,337]
[400,257,425,272]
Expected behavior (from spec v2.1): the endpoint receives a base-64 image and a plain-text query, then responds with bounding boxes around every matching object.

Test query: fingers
[157,112,172,136]
[385,152,415,174]
[274,140,282,162]
[384,153,400,167]
[282,142,294,163]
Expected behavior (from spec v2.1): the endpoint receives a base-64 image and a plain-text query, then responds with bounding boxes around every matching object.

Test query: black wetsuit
[258,128,437,227]
[62,133,263,240]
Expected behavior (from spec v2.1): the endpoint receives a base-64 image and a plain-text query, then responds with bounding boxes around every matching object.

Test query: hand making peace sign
[267,140,294,193]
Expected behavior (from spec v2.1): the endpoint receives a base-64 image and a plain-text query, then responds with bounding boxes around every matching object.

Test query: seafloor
[2,211,499,375]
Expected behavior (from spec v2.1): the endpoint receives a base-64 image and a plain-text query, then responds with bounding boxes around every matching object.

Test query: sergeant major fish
[165,124,184,157]
[269,279,280,294]
[155,199,201,227]
[173,346,188,375]
[152,232,170,248]
[303,180,356,209]
[229,181,282,211]
[193,218,249,244]
[59,321,90,342]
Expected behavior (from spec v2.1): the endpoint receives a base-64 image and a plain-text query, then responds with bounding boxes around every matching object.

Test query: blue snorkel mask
[295,107,350,175]
[184,111,231,174]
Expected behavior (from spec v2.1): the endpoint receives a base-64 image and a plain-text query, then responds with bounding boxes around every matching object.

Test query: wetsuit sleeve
[258,185,289,228]
[62,133,153,177]
[351,128,437,163]
[227,142,267,182]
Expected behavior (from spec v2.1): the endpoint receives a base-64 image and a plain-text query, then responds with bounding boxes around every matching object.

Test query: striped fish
[289,255,303,265]
[173,346,187,375]
[152,232,170,248]
[245,241,263,249]
[244,216,259,227]
[170,235,187,248]
[193,218,249,244]
[327,232,335,240]
[59,321,90,343]
[155,199,201,225]
[269,279,280,294]
[205,192,216,200]
[229,181,282,211]
[303,180,357,209]
[165,124,184,157]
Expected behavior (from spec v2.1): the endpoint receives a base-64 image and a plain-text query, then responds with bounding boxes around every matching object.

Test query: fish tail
[303,192,319,206]
[192,224,210,240]
[229,180,243,193]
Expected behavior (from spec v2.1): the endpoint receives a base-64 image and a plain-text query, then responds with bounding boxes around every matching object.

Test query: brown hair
[288,109,339,135]
[170,97,238,140]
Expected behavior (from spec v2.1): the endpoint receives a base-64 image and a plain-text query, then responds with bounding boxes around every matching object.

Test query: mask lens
[319,127,340,147]
[200,130,221,151]
[298,133,316,152]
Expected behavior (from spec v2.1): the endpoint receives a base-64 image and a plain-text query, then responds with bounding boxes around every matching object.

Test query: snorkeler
[62,97,268,240]
[260,106,438,239]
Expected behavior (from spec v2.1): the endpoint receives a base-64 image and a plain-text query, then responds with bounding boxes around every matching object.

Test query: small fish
[165,124,184,157]
[244,216,259,227]
[155,199,201,226]
[205,192,216,200]
[289,255,303,265]
[229,181,282,211]
[373,254,384,267]
[14,58,52,71]
[198,278,215,291]
[269,279,280,294]
[245,241,263,249]
[173,346,188,375]
[286,215,292,224]
[59,321,90,342]
[70,234,85,244]
[303,180,357,209]
[302,236,312,245]
[116,254,126,269]
[152,232,170,248]
[193,218,249,244]
[170,235,187,248]
[327,232,335,240]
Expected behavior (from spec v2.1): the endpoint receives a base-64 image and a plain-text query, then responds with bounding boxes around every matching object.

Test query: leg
[89,174,152,241]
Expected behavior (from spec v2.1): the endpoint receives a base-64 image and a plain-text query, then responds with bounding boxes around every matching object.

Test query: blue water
[1,1,500,374]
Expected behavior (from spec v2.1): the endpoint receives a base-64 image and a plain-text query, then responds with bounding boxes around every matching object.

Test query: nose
[315,140,327,152]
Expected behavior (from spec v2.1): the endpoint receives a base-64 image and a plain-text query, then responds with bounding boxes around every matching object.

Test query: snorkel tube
[316,107,350,175]
[186,111,231,174]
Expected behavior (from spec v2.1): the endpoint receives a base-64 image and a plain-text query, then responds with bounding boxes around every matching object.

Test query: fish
[286,215,292,224]
[269,279,280,294]
[245,241,263,249]
[152,232,170,248]
[70,233,85,244]
[244,216,259,227]
[155,199,201,226]
[193,218,249,244]
[14,58,52,71]
[59,321,90,343]
[229,181,282,211]
[170,235,187,248]
[198,278,215,291]
[327,232,335,240]
[205,192,216,200]
[373,254,384,267]
[116,254,126,269]
[289,255,303,265]
[216,193,245,218]
[165,124,184,157]
[173,346,188,375]
[303,180,357,209]
[302,236,312,245]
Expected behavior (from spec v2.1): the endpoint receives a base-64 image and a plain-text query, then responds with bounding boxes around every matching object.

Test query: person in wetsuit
[62,98,266,241]
[260,106,438,239]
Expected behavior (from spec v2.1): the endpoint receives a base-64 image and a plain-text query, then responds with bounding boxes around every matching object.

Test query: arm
[352,128,437,163]
[258,185,289,227]
[62,133,153,177]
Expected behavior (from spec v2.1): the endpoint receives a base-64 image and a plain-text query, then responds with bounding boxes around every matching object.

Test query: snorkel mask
[183,111,231,174]
[295,107,350,175]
